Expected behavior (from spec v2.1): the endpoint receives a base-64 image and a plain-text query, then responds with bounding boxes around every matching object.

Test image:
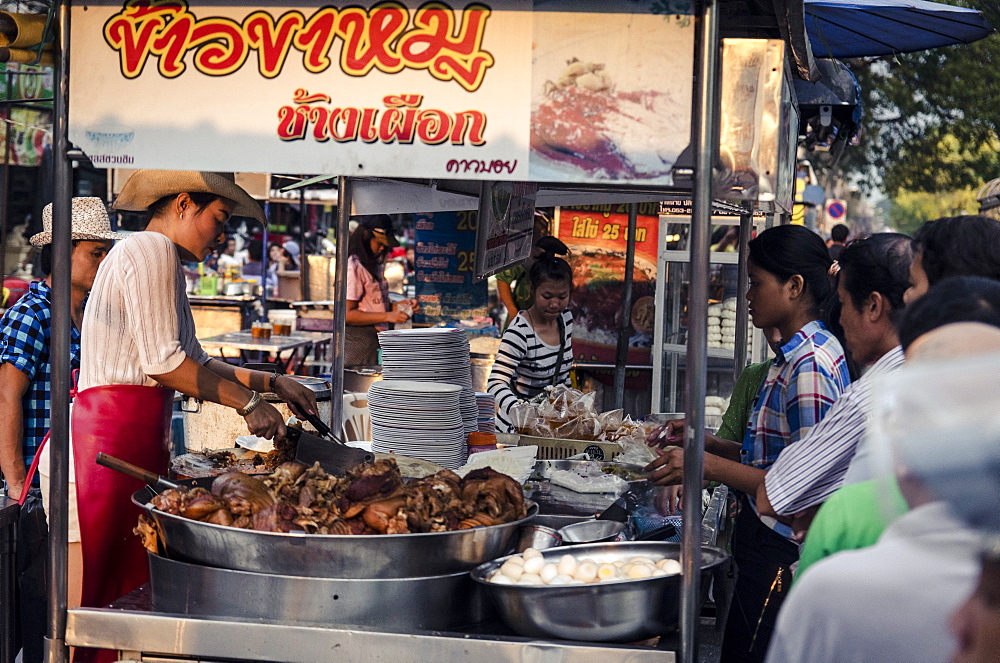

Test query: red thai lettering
[190,18,248,76]
[244,10,306,78]
[416,109,452,145]
[294,8,339,73]
[335,4,407,77]
[331,107,361,142]
[104,1,496,91]
[450,110,486,145]
[277,105,309,141]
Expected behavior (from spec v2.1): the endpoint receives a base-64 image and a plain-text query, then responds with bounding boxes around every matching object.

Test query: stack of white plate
[378,327,478,433]
[476,392,496,433]
[368,380,467,469]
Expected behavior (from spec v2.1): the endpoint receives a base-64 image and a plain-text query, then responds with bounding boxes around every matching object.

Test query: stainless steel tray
[134,481,537,579]
[148,552,492,630]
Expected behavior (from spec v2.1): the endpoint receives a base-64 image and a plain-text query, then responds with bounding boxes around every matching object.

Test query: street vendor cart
[35,1,826,662]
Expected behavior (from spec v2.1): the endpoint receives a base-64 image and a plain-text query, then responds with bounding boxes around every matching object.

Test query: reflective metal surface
[471,542,727,642]
[148,553,490,630]
[514,525,562,553]
[557,520,626,544]
[135,484,537,578]
[66,608,676,663]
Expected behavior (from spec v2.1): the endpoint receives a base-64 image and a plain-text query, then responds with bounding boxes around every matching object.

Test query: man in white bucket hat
[0,197,121,661]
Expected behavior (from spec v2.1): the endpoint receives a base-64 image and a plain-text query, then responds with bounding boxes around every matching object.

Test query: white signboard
[69,1,695,185]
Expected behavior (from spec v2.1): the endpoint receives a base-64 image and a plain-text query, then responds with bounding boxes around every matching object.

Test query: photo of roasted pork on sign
[528,5,694,184]
[136,458,528,551]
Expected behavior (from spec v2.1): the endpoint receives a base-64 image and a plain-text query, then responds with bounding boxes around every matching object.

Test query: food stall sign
[473,180,538,278]
[555,204,659,384]
[68,1,695,186]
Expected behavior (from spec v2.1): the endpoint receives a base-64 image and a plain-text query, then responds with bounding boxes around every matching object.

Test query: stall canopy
[804,0,995,58]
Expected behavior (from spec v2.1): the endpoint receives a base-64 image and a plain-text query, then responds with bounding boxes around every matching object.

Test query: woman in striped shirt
[488,239,574,433]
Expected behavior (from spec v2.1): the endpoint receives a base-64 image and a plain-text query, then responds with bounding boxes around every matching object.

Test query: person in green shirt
[647,327,781,513]
[795,477,907,578]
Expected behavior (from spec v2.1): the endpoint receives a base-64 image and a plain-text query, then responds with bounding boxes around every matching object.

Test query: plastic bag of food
[597,408,625,433]
[509,401,539,433]
[615,432,660,465]
[567,389,597,417]
[526,418,555,438]
[555,415,601,441]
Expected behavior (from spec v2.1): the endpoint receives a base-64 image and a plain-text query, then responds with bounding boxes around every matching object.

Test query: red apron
[71,384,172,663]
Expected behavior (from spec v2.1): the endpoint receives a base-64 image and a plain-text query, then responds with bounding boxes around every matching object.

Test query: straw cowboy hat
[30,197,125,247]
[112,170,266,223]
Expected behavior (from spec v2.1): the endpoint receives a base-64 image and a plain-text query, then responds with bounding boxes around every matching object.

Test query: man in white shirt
[765,321,1000,663]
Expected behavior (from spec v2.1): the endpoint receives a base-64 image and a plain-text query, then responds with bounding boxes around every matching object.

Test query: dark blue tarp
[805,0,995,58]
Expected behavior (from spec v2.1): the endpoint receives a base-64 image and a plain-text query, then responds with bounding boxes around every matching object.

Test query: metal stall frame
[42,1,727,661]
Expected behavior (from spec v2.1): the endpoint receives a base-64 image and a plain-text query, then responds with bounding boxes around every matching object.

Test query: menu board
[413,211,489,323]
[473,181,538,278]
[556,203,659,376]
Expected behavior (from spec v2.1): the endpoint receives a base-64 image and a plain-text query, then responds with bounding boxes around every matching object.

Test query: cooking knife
[289,426,373,476]
[96,453,180,492]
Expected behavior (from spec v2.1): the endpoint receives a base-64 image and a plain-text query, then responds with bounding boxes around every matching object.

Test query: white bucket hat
[30,197,125,247]
[111,170,265,223]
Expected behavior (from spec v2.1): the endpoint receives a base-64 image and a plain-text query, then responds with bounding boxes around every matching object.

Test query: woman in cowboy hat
[0,197,120,662]
[72,171,318,629]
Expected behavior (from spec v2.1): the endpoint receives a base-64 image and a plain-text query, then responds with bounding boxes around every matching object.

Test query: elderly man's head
[836,233,913,365]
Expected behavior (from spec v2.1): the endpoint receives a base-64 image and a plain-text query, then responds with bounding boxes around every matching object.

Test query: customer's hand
[646,418,686,448]
[656,484,683,515]
[243,400,287,440]
[644,447,684,486]
[273,375,319,419]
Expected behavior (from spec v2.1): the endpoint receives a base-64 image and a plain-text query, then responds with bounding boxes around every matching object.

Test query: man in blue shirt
[0,197,119,663]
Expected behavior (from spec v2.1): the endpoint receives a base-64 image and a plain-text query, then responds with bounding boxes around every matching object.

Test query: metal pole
[329,177,351,431]
[299,185,309,301]
[682,0,720,661]
[612,203,638,410]
[0,71,11,282]
[733,211,752,381]
[260,201,269,318]
[45,2,71,662]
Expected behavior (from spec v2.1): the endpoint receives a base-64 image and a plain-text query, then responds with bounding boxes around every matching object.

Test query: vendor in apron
[73,171,318,641]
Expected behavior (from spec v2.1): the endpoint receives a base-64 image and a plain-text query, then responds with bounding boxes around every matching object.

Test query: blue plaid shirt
[0,280,81,485]
[742,320,851,537]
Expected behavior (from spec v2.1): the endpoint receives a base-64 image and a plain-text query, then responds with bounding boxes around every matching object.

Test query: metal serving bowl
[470,541,728,642]
[557,520,627,544]
[134,481,537,579]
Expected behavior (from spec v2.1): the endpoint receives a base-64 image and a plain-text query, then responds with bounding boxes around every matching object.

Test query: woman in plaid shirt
[647,225,851,663]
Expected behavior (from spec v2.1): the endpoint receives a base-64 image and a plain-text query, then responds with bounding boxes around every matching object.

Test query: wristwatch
[237,391,263,416]
[268,372,280,393]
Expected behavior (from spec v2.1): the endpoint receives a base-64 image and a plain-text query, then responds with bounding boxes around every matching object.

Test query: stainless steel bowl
[471,541,728,642]
[557,520,626,544]
[134,483,537,579]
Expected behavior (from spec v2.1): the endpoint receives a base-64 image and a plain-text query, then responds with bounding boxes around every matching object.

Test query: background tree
[832,0,1000,197]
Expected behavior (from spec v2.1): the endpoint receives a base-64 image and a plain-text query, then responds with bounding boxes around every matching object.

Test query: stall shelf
[66,609,691,662]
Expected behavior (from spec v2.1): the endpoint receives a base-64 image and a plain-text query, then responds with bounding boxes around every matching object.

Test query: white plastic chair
[342,392,371,442]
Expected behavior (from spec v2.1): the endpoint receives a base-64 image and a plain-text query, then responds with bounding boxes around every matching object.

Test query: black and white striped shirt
[488,310,573,433]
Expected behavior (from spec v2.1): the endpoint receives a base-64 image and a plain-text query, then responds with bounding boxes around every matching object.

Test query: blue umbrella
[805,0,995,58]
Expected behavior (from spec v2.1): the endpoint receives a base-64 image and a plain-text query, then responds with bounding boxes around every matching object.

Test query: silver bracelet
[237,391,262,416]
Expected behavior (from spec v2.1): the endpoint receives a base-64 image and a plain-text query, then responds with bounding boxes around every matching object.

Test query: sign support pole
[45,2,71,663]
[682,1,720,661]
[613,203,638,409]
[329,177,351,432]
